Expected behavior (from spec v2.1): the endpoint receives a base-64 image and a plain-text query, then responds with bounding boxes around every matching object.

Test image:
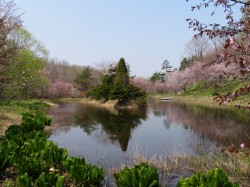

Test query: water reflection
[74,104,147,151]
[148,98,250,146]
[48,99,250,164]
[49,103,147,151]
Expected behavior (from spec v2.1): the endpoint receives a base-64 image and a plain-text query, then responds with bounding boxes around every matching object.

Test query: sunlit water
[48,98,250,185]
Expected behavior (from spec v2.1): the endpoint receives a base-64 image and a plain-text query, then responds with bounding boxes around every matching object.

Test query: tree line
[1,0,249,110]
[0,1,146,107]
[133,0,250,110]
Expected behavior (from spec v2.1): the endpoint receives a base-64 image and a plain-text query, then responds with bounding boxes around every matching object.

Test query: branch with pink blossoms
[187,0,250,110]
[213,84,250,110]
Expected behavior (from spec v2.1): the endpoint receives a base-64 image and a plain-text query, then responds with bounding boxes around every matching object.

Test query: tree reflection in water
[48,99,250,157]
[74,104,147,151]
[148,98,250,147]
[49,103,147,151]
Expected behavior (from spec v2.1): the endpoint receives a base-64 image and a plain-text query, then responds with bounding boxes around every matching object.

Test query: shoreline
[150,94,248,111]
[0,99,59,136]
[65,97,141,109]
[1,95,248,136]
[1,97,249,185]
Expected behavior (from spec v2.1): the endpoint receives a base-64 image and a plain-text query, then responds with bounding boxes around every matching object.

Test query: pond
[48,98,250,184]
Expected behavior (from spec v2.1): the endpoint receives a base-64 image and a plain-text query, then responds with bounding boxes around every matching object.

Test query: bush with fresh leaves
[34,172,65,187]
[21,112,51,133]
[114,162,159,187]
[16,173,32,187]
[3,112,52,138]
[41,141,68,169]
[15,156,48,179]
[177,168,239,187]
[0,138,20,175]
[0,154,9,176]
[4,124,23,138]
[63,157,105,187]
[0,111,106,186]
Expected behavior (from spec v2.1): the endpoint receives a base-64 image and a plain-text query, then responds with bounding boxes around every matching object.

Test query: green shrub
[0,154,9,176]
[13,101,49,111]
[177,168,239,187]
[34,172,65,187]
[16,173,32,187]
[41,141,68,169]
[63,157,105,186]
[4,125,23,138]
[15,156,48,178]
[13,132,67,174]
[21,112,51,133]
[114,162,159,187]
[0,139,20,175]
[1,111,106,186]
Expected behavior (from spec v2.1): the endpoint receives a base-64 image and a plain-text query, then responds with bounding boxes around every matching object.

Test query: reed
[111,142,250,186]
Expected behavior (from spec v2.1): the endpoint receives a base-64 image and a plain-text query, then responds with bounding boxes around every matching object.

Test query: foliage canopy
[87,58,146,107]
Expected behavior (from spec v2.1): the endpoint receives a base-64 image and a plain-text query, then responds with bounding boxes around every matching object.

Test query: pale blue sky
[15,0,239,77]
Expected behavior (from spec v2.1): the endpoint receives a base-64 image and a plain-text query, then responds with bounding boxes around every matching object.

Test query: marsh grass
[186,151,250,187]
[110,143,250,187]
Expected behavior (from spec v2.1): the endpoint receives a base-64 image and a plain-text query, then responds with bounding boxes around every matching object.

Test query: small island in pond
[75,58,147,108]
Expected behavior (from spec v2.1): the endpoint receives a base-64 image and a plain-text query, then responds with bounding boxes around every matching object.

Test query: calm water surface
[48,98,250,168]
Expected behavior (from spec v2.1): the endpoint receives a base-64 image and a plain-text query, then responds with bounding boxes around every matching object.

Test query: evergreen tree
[149,72,165,83]
[87,58,146,107]
[74,66,94,92]
[110,58,130,104]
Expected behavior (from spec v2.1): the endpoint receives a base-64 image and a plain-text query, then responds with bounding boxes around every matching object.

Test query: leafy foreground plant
[64,157,105,187]
[114,162,159,187]
[0,111,105,186]
[177,168,239,187]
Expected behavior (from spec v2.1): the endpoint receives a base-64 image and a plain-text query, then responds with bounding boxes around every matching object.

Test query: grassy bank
[152,94,242,109]
[152,80,250,110]
[0,99,56,135]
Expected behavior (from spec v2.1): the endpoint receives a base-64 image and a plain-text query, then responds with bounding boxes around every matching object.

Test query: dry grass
[187,152,250,187]
[110,143,250,186]
[109,144,192,186]
[0,110,22,136]
[80,98,118,108]
[41,100,59,108]
[79,98,141,109]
